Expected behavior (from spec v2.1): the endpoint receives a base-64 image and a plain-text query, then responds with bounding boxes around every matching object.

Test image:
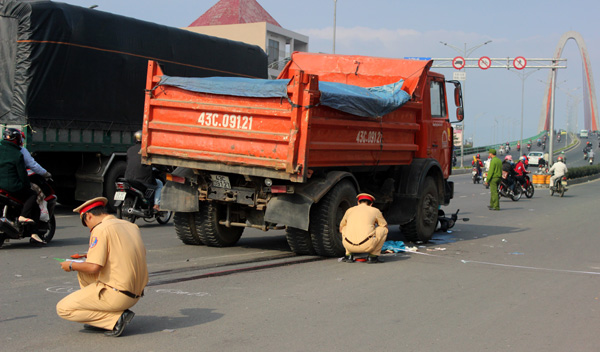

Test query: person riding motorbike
[17,129,53,198]
[549,156,568,190]
[514,156,529,188]
[501,155,517,194]
[521,154,529,169]
[517,141,521,151]
[589,149,595,164]
[0,128,41,241]
[472,154,483,177]
[124,131,163,211]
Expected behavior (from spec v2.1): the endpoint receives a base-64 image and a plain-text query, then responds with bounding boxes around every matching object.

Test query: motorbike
[550,175,567,197]
[526,143,531,151]
[482,171,489,189]
[590,156,594,165]
[114,178,172,224]
[517,144,521,152]
[519,174,535,198]
[498,177,522,201]
[0,171,57,247]
[542,142,546,150]
[584,151,588,160]
[472,167,482,184]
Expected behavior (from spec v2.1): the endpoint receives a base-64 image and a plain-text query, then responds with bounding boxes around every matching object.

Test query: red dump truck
[141,52,463,257]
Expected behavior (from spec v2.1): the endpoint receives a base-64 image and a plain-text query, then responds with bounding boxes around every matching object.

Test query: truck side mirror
[454,86,462,107]
[456,107,464,122]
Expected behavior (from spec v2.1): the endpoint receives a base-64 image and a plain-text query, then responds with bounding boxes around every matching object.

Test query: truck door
[428,79,451,178]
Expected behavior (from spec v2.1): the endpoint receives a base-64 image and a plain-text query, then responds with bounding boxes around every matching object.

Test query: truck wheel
[285,227,316,255]
[309,180,356,257]
[198,203,243,247]
[104,161,127,212]
[401,177,438,243]
[174,212,204,245]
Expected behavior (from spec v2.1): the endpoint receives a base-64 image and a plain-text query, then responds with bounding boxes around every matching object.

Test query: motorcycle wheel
[0,235,5,247]
[117,196,137,223]
[511,186,522,201]
[156,210,173,224]
[39,215,56,243]
[525,183,534,198]
[559,184,565,197]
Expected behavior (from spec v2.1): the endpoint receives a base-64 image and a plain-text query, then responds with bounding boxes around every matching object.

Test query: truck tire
[285,227,316,255]
[197,203,243,247]
[174,212,204,245]
[104,161,127,212]
[401,176,438,243]
[309,180,356,257]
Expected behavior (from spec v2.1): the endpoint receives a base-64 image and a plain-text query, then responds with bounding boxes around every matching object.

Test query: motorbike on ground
[0,171,57,247]
[498,177,522,201]
[550,175,567,197]
[114,178,172,224]
[472,167,482,184]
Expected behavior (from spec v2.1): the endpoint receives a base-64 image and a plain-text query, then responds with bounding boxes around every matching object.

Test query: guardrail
[457,131,548,156]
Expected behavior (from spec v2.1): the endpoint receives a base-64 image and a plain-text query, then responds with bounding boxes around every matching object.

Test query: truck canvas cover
[0,0,267,130]
[157,75,411,118]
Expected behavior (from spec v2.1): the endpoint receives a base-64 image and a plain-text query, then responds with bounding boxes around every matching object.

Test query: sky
[57,0,600,147]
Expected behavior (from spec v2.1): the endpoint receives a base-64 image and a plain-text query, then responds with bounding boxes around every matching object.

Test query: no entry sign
[513,56,527,70]
[478,56,491,70]
[452,56,465,70]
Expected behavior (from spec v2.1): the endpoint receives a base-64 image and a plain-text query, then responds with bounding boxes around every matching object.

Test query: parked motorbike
[0,171,57,247]
[498,177,522,201]
[114,178,172,224]
[550,175,567,197]
[472,167,482,184]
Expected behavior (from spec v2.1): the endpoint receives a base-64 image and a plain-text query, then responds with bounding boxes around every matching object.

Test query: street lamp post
[332,0,337,54]
[440,40,492,167]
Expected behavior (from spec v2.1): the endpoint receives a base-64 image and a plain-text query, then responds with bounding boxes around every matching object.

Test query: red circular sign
[513,56,527,70]
[452,56,465,70]
[478,56,492,70]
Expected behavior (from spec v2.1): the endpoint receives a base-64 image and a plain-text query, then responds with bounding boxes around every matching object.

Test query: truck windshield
[430,81,446,118]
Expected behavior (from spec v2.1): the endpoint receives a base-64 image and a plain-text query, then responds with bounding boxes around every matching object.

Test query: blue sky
[58,0,599,146]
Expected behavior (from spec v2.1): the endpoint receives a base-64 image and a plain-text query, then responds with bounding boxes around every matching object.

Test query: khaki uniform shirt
[86,215,148,295]
[340,203,387,244]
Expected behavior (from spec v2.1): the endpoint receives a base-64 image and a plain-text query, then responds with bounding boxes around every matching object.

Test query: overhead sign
[453,72,466,81]
[513,56,527,70]
[452,56,465,70]
[478,56,491,70]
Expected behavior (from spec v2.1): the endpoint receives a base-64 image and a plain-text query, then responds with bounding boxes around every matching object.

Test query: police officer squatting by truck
[0,0,267,208]
[141,52,464,257]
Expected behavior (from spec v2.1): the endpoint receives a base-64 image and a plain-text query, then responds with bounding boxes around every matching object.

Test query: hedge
[567,164,600,179]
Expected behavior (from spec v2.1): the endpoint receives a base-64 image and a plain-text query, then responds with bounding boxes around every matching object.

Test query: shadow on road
[124,308,223,335]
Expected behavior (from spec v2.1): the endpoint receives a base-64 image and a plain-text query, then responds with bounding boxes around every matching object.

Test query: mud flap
[264,193,313,231]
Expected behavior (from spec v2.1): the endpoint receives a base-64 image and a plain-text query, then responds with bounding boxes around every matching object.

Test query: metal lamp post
[332,0,337,54]
[439,40,492,167]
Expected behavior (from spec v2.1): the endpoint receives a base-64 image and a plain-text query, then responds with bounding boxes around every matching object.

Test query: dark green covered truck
[0,0,267,205]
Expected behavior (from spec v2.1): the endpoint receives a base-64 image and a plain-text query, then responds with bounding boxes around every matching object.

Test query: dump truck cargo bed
[142,54,444,182]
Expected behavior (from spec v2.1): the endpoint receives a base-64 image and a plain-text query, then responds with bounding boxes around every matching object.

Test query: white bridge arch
[538,31,599,132]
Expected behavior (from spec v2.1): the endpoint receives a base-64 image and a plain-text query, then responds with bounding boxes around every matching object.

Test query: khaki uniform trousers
[56,272,139,330]
[343,226,388,256]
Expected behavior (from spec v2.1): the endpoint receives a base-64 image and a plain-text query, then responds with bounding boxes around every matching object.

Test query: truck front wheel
[309,180,356,257]
[198,203,243,247]
[401,176,439,243]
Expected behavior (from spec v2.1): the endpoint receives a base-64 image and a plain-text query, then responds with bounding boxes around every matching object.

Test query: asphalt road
[2,174,600,351]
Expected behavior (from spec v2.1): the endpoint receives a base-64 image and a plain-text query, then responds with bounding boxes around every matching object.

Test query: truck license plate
[211,174,231,189]
[114,191,127,201]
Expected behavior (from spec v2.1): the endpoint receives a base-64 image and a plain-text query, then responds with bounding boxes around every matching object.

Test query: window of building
[268,39,280,67]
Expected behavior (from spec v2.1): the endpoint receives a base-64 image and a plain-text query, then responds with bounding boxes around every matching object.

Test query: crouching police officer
[339,193,388,263]
[56,197,148,337]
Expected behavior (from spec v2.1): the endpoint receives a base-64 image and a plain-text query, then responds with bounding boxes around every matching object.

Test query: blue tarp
[381,241,406,253]
[158,75,411,118]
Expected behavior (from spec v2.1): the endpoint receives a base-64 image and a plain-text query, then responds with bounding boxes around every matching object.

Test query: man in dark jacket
[0,129,40,233]
[124,131,162,210]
